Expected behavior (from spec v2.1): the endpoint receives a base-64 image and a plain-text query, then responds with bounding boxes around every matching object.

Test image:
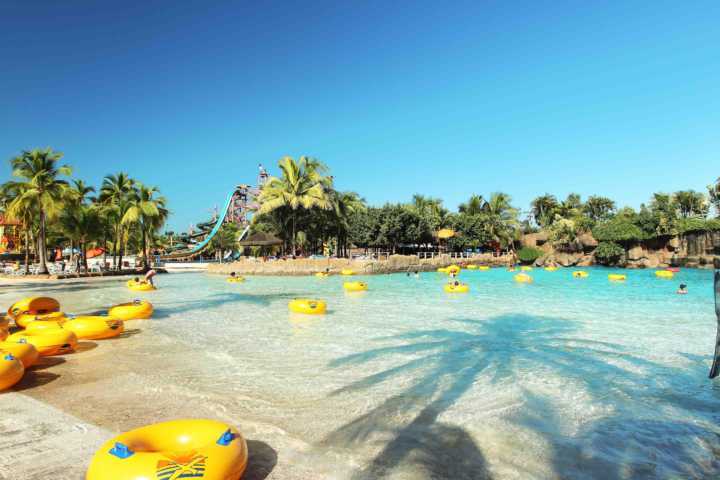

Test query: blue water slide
[188,189,238,254]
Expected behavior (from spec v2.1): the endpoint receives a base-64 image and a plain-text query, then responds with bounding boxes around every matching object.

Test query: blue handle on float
[216,429,236,446]
[4,354,14,361]
[109,442,134,459]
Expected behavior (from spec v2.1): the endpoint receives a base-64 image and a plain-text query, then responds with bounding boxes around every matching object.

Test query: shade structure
[238,232,283,247]
[437,229,455,239]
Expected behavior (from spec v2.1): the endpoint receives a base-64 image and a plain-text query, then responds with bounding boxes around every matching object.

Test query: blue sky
[2,1,719,231]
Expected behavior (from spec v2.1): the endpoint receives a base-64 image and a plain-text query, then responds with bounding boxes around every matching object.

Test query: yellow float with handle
[288,299,327,315]
[0,353,24,391]
[544,266,558,272]
[520,266,533,272]
[127,279,156,291]
[0,341,39,368]
[608,274,626,282]
[63,316,124,340]
[514,273,533,284]
[655,270,674,279]
[315,272,329,278]
[437,267,448,273]
[15,311,67,329]
[226,276,245,283]
[444,283,469,293]
[446,265,461,275]
[108,300,153,320]
[573,271,589,278]
[466,265,478,270]
[478,266,490,271]
[7,329,77,356]
[86,419,248,480]
[25,318,66,334]
[7,296,60,320]
[343,281,368,292]
[340,269,355,276]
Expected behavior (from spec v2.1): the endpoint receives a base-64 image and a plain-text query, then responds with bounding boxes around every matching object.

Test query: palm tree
[257,156,332,254]
[583,196,616,222]
[458,195,485,215]
[556,193,583,219]
[484,192,519,252]
[69,179,95,205]
[60,204,101,271]
[1,182,35,273]
[332,191,366,257]
[5,148,71,274]
[122,183,168,270]
[99,173,134,270]
[673,190,708,218]
[530,194,559,228]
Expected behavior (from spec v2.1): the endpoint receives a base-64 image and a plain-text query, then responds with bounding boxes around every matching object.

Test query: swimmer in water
[677,283,688,295]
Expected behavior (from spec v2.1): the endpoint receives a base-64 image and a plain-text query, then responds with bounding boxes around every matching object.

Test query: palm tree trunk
[118,226,124,271]
[24,227,30,274]
[141,224,148,271]
[38,210,49,274]
[103,230,108,268]
[83,241,89,271]
[291,213,297,256]
[113,224,119,269]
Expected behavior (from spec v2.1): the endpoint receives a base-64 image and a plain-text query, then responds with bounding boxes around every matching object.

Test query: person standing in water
[145,268,157,286]
[677,283,688,295]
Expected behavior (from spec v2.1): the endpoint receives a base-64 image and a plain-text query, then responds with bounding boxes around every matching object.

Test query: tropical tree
[331,191,365,257]
[530,194,559,228]
[673,190,708,218]
[60,204,101,270]
[5,148,71,274]
[209,222,239,261]
[257,156,332,254]
[1,182,35,273]
[458,195,485,215]
[583,196,616,223]
[99,172,134,269]
[122,183,168,269]
[556,193,583,220]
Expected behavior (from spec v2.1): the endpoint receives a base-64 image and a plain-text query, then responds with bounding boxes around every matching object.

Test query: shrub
[677,217,720,234]
[592,218,645,243]
[517,246,543,263]
[594,241,625,265]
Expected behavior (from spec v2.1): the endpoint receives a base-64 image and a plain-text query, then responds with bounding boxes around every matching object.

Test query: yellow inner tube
[15,311,67,329]
[108,301,154,321]
[127,280,156,291]
[573,271,589,278]
[608,274,626,281]
[544,267,558,272]
[437,267,448,273]
[444,283,469,293]
[655,270,674,279]
[478,266,490,271]
[315,272,329,278]
[25,318,66,334]
[0,341,39,368]
[0,354,24,391]
[343,281,368,292]
[340,269,355,276]
[226,276,245,283]
[466,265,478,270]
[288,299,327,315]
[514,273,533,283]
[63,316,125,340]
[520,266,533,271]
[86,419,248,480]
[7,296,60,319]
[8,329,78,356]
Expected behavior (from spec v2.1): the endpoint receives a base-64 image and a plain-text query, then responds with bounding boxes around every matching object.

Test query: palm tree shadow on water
[320,314,720,479]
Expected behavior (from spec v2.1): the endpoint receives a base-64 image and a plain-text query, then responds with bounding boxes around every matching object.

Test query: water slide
[162,189,251,259]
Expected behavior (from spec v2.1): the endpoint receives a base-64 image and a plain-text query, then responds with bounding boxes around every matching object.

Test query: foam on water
[2,267,719,479]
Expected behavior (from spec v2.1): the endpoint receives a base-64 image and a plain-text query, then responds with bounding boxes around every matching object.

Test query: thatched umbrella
[435,228,455,253]
[238,232,283,247]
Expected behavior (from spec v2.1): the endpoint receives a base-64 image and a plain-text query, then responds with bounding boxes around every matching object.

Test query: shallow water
[3,267,720,479]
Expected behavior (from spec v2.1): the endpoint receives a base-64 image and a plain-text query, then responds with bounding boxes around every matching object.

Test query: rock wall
[207,253,513,276]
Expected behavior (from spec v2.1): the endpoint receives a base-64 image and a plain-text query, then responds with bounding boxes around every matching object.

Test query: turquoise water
[4,267,719,479]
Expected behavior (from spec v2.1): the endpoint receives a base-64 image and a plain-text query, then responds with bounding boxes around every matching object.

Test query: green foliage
[594,241,625,265]
[674,190,708,218]
[517,246,543,263]
[677,217,720,234]
[592,217,645,243]
[583,196,616,222]
[548,216,577,246]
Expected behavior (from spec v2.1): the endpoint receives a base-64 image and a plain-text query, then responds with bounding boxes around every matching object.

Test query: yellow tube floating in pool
[573,271,589,278]
[7,330,77,356]
[315,272,329,278]
[520,266,533,272]
[15,311,67,329]
[127,280,156,291]
[63,316,124,340]
[437,267,448,273]
[8,296,60,320]
[514,273,533,283]
[478,266,490,271]
[108,300,153,320]
[466,264,478,270]
[86,419,248,480]
[0,353,24,391]
[655,270,674,279]
[544,267,558,272]
[343,281,368,292]
[340,269,355,276]
[444,283,469,293]
[288,299,327,315]
[226,276,245,283]
[608,274,626,281]
[0,341,39,368]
